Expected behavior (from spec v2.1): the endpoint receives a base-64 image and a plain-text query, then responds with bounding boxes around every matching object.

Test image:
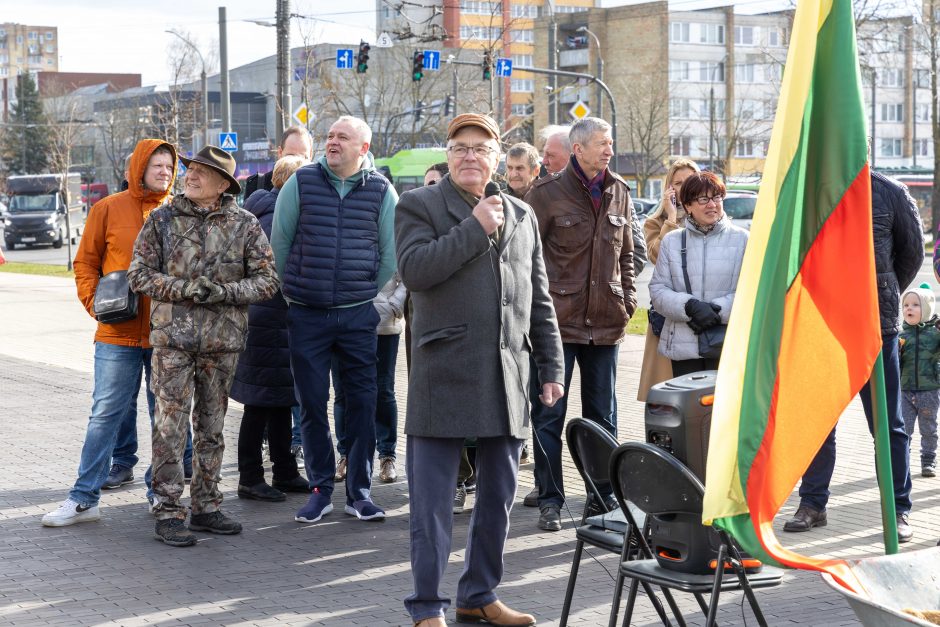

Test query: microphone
[484,181,501,198]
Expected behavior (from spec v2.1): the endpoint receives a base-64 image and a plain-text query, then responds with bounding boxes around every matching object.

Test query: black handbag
[93,270,139,324]
[680,231,727,359]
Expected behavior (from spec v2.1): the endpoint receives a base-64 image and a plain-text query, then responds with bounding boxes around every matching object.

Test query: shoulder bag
[93,270,139,324]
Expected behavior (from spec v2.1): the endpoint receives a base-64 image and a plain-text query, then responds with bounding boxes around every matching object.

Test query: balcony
[559,48,589,68]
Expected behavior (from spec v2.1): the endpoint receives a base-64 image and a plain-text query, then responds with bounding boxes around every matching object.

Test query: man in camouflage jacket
[128,146,279,547]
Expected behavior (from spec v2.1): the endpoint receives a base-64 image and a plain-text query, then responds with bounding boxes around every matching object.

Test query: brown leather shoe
[456,600,536,626]
[414,617,446,627]
[782,505,827,532]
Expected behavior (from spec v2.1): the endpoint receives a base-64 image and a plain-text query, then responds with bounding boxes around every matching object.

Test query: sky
[3,0,792,89]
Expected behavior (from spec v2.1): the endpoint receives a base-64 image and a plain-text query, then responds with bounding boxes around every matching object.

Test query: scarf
[570,156,606,212]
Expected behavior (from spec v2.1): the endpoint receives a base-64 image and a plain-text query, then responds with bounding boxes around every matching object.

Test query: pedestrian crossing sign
[219,132,238,152]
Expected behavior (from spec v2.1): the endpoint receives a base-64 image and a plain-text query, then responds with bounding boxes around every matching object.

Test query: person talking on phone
[637,158,700,402]
[396,113,564,627]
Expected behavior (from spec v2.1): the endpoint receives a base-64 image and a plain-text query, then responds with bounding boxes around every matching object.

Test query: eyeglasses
[693,195,724,206]
[448,144,496,159]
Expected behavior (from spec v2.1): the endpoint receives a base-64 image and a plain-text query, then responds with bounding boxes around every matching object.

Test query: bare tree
[618,71,671,196]
[912,0,940,233]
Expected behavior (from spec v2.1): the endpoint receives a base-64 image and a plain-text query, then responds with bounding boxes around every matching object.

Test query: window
[512,54,532,67]
[915,69,929,88]
[460,1,501,15]
[735,139,757,157]
[459,25,500,41]
[671,136,691,155]
[554,4,588,12]
[0,54,7,63]
[765,63,782,83]
[45,44,54,54]
[915,103,931,123]
[16,35,23,44]
[915,139,932,157]
[28,55,42,65]
[879,68,903,88]
[670,98,690,118]
[671,22,690,43]
[693,97,725,119]
[513,29,534,43]
[45,32,54,40]
[511,78,534,92]
[0,68,6,76]
[735,63,755,83]
[699,23,724,45]
[738,99,763,120]
[734,25,754,45]
[767,27,784,46]
[511,4,539,18]
[880,103,903,122]
[699,60,724,81]
[28,31,38,40]
[880,138,902,157]
[511,103,534,116]
[669,60,690,80]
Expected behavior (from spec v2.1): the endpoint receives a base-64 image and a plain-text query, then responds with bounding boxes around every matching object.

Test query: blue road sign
[336,49,354,69]
[423,50,441,71]
[495,58,513,78]
[219,132,238,152]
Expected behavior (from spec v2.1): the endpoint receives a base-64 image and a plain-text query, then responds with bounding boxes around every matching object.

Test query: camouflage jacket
[127,193,279,354]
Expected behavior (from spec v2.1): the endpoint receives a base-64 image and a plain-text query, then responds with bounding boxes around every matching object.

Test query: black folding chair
[560,419,675,627]
[609,442,783,627]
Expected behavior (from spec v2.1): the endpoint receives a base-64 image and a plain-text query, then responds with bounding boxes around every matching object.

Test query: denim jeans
[291,406,302,448]
[69,343,154,507]
[333,333,400,459]
[111,392,141,470]
[799,334,912,514]
[531,343,619,507]
[288,301,379,504]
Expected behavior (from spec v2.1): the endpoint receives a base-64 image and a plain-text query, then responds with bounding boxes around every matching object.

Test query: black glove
[685,298,721,331]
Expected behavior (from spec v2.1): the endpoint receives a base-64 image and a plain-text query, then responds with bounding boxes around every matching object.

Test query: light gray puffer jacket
[374,272,407,335]
[649,217,748,360]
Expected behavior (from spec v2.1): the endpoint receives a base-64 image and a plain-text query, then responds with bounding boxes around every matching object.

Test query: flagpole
[870,351,899,554]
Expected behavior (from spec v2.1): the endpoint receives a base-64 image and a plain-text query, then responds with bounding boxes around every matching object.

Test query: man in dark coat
[396,113,564,627]
[784,170,925,543]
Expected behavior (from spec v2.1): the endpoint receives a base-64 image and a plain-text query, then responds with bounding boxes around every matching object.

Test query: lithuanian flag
[702,0,879,588]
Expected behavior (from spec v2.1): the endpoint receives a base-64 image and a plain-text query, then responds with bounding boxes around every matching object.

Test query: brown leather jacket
[524,160,636,345]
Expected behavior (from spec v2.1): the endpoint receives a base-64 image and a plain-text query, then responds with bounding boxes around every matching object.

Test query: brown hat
[447,113,501,141]
[179,145,241,195]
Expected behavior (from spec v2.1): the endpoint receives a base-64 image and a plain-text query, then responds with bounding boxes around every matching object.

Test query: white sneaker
[42,499,101,527]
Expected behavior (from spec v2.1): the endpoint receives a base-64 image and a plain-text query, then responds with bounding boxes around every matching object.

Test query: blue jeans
[901,389,939,467]
[288,301,379,504]
[531,343,619,507]
[69,343,154,507]
[799,334,912,514]
[333,333,400,459]
[291,406,302,448]
[111,394,140,470]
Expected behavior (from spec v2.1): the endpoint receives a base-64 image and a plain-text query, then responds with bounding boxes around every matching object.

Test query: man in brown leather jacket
[523,117,637,531]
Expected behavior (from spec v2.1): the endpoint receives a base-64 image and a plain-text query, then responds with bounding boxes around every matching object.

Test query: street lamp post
[166,30,209,151]
[576,26,604,120]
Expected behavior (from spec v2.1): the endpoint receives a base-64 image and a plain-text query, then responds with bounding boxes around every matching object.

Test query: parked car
[3,173,85,249]
[723,191,758,230]
[632,197,658,218]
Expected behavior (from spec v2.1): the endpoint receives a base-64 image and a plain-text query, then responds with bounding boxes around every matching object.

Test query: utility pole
[871,68,877,169]
[546,0,557,124]
[276,0,291,140]
[219,6,232,133]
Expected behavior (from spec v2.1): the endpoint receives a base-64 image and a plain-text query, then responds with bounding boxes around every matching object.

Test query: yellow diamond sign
[569,100,590,120]
[293,104,309,126]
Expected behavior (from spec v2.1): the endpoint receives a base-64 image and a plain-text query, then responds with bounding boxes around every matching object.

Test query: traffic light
[356,40,371,74]
[483,51,492,80]
[412,51,424,82]
[415,100,425,121]
[443,94,454,117]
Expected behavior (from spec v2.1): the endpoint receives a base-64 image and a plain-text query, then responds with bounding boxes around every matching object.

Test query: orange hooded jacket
[74,139,178,347]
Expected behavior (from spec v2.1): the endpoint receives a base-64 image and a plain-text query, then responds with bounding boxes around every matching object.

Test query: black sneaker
[464,476,477,494]
[102,464,134,489]
[154,518,196,547]
[237,482,286,502]
[523,486,539,507]
[189,511,242,535]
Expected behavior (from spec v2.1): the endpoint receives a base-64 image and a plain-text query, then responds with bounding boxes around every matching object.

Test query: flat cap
[447,113,501,140]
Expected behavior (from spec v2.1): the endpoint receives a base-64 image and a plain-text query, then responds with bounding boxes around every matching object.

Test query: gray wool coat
[395,175,565,439]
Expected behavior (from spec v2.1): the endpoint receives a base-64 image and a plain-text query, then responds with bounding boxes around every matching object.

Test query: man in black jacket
[243,126,314,198]
[784,170,925,542]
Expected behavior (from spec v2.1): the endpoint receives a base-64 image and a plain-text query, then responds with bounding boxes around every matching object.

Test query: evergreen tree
[0,73,51,174]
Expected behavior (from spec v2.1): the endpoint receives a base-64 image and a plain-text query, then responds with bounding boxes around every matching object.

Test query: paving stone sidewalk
[2,272,940,626]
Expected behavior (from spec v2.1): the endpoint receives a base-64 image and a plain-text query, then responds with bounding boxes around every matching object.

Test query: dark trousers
[287,301,379,504]
[237,405,301,486]
[531,343,618,507]
[404,435,523,622]
[798,333,912,514]
[332,333,400,459]
[671,357,720,377]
